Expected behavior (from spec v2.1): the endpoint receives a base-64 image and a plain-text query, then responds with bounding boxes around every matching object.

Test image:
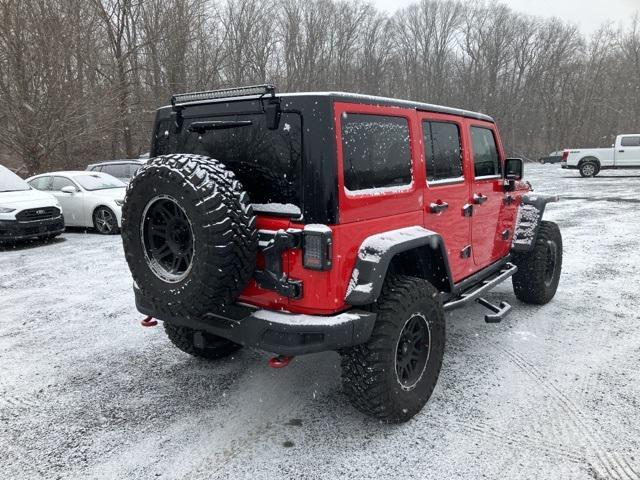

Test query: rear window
[621,136,640,147]
[155,112,302,208]
[341,113,412,191]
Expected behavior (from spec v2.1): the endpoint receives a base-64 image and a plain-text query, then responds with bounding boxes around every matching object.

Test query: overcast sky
[372,0,640,35]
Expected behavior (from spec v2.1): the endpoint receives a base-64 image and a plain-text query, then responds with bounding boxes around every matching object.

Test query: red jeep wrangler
[121,85,562,422]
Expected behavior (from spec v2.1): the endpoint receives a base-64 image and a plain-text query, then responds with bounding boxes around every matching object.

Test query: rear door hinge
[462,204,473,217]
[255,229,303,299]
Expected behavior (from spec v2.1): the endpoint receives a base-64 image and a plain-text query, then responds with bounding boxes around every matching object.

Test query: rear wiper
[188,120,252,134]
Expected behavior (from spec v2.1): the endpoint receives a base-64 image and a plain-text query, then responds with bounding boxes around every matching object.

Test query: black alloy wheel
[395,314,431,390]
[141,195,195,283]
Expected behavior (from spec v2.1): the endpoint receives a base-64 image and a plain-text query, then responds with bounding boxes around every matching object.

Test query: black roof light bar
[171,84,276,109]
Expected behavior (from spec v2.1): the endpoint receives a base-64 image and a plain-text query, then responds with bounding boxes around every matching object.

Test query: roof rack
[171,84,276,108]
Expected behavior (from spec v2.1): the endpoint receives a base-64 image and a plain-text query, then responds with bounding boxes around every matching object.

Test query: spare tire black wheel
[121,154,258,319]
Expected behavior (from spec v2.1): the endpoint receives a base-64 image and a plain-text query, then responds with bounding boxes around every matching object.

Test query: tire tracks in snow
[486,339,639,480]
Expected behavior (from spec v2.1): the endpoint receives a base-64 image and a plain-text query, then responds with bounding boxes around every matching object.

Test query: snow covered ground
[1,164,639,480]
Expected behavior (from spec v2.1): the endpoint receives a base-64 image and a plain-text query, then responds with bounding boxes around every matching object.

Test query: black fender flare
[511,194,559,252]
[344,226,454,306]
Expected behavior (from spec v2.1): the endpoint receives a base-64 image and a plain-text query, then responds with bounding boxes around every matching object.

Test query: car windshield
[75,174,125,191]
[0,165,30,192]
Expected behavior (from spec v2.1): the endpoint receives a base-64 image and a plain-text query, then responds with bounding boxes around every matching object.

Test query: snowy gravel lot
[2,164,640,480]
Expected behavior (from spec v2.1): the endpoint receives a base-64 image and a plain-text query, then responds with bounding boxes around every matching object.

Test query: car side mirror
[61,186,77,194]
[505,158,524,181]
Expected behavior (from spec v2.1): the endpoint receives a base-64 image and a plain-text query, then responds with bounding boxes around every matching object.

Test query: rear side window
[423,121,463,182]
[621,136,640,147]
[471,127,502,177]
[341,113,412,191]
[29,176,52,191]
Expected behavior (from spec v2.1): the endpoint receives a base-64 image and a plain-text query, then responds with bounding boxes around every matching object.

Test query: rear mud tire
[340,276,445,423]
[164,323,242,360]
[121,154,258,320]
[512,221,562,305]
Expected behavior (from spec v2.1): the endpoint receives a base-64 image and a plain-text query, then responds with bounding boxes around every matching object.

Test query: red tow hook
[140,316,158,327]
[268,355,293,368]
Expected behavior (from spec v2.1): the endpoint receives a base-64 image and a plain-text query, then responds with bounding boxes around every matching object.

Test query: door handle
[619,150,625,153]
[473,193,488,205]
[429,201,449,213]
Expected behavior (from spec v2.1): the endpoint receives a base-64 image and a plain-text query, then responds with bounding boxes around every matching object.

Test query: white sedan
[27,171,126,234]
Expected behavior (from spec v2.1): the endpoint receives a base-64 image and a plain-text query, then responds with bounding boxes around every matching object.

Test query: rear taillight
[562,150,569,161]
[302,225,332,270]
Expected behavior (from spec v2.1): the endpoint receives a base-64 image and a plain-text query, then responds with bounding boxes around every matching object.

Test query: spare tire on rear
[121,154,258,319]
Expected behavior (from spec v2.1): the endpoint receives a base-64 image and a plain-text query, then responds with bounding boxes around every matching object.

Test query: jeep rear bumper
[134,286,376,356]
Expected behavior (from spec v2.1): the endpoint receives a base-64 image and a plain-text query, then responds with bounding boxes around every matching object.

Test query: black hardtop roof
[280,91,494,122]
[162,88,494,123]
[89,159,146,166]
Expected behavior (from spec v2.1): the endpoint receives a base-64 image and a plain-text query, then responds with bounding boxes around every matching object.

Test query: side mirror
[505,158,524,181]
[61,186,77,194]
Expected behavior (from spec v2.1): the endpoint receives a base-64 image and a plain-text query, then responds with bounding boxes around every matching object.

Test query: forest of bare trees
[0,0,639,175]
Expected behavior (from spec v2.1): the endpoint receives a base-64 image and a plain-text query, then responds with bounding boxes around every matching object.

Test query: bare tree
[1,0,639,173]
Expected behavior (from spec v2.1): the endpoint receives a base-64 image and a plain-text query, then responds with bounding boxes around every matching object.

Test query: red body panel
[465,120,513,267]
[418,111,472,282]
[237,100,527,316]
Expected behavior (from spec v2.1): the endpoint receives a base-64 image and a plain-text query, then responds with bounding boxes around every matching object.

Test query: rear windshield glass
[75,174,125,191]
[154,112,302,209]
[0,166,30,192]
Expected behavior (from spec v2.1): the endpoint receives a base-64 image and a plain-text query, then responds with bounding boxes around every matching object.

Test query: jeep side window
[620,136,640,147]
[341,113,412,191]
[471,127,502,177]
[423,121,463,182]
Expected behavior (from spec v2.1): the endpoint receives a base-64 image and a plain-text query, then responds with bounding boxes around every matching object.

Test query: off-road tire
[340,275,445,423]
[121,154,258,319]
[512,221,562,305]
[164,323,241,360]
[579,161,598,177]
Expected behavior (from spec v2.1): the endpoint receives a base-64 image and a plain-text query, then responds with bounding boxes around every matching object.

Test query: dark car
[538,150,563,164]
[86,159,146,182]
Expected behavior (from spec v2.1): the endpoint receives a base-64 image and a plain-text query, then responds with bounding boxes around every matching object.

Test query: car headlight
[114,199,124,206]
[0,207,16,213]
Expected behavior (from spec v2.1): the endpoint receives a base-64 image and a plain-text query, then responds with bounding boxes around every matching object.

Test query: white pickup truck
[561,134,640,177]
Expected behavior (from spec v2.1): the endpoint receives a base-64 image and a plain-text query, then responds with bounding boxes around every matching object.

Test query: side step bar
[444,263,518,320]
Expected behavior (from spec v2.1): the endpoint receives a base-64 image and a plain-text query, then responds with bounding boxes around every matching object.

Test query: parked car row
[0,155,149,244]
[27,172,126,234]
[0,166,130,244]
